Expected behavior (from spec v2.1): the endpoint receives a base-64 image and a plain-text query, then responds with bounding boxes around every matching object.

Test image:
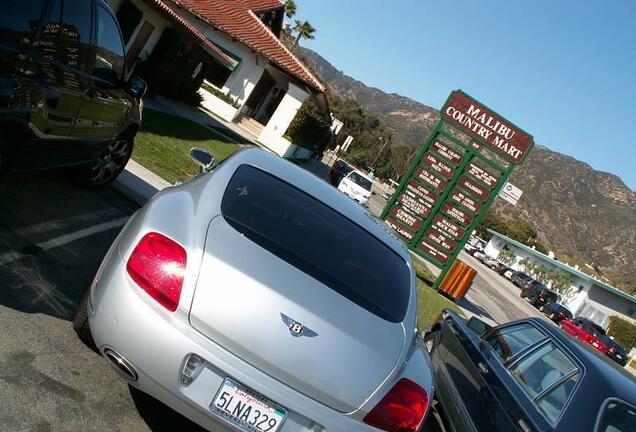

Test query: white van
[338,170,373,205]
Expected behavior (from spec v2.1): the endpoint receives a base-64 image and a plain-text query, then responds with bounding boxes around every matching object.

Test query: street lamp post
[371,136,389,167]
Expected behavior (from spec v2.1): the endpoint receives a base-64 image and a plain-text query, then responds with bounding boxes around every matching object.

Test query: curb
[112,160,171,205]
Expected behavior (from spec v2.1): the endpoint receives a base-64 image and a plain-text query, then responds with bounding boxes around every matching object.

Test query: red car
[560,318,608,354]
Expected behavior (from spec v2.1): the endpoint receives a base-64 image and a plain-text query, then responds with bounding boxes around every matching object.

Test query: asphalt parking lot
[0,173,206,432]
[0,172,446,432]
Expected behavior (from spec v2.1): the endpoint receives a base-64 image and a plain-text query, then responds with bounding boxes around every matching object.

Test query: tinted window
[510,342,579,424]
[485,323,545,363]
[598,401,636,432]
[95,4,124,80]
[221,165,411,322]
[0,0,48,48]
[349,172,373,191]
[60,0,92,69]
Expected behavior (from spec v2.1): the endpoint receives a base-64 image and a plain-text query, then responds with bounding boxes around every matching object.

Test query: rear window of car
[349,172,373,191]
[221,165,411,322]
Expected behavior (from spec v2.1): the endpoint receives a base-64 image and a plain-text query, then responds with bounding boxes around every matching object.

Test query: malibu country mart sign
[381,90,534,289]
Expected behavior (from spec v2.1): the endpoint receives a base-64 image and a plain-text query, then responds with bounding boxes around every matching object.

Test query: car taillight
[126,232,187,312]
[559,312,566,318]
[539,291,545,297]
[363,378,428,432]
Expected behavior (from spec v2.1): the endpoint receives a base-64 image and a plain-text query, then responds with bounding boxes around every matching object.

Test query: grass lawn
[411,254,465,329]
[416,279,464,330]
[133,108,241,184]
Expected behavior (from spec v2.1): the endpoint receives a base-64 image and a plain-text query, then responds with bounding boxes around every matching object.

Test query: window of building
[116,0,143,45]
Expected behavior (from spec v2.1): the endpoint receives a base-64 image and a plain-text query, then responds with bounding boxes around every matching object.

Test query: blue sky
[296,0,636,190]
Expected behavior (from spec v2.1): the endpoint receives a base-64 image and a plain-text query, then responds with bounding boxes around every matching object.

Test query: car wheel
[78,135,133,188]
[73,289,96,349]
[423,330,440,354]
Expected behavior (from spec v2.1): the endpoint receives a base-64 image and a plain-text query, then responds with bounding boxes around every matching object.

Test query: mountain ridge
[298,47,636,292]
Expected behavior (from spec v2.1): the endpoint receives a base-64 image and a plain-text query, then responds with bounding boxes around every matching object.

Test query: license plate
[210,378,287,432]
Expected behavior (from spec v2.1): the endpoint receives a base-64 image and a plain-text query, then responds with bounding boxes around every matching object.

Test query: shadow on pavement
[0,173,138,320]
[129,387,207,432]
[458,296,495,322]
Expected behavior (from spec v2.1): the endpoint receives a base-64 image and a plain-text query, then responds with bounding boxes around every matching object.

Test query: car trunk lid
[188,217,407,413]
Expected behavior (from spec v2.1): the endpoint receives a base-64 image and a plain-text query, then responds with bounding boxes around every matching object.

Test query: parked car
[424,311,636,432]
[0,0,146,186]
[329,159,353,186]
[74,147,433,432]
[478,254,500,270]
[381,190,392,200]
[496,264,515,279]
[560,318,609,355]
[539,302,574,323]
[511,271,533,287]
[338,169,374,205]
[521,282,560,308]
[600,335,628,367]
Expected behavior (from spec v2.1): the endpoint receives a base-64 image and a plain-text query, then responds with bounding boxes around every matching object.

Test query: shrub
[201,82,239,108]
[607,316,636,351]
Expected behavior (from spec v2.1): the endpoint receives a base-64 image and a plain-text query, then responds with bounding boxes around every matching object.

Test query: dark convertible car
[424,311,636,432]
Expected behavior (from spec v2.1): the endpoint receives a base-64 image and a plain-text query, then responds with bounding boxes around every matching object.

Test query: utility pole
[371,136,389,167]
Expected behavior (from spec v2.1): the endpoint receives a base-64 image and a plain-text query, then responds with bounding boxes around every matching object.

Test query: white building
[485,229,636,329]
[107,0,329,158]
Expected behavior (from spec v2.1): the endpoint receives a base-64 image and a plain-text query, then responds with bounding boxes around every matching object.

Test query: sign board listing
[381,90,534,290]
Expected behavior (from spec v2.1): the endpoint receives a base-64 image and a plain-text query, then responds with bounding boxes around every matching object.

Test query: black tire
[423,330,441,354]
[75,134,133,188]
[73,290,96,349]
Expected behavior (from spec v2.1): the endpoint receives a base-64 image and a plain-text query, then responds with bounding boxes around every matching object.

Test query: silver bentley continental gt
[74,147,433,432]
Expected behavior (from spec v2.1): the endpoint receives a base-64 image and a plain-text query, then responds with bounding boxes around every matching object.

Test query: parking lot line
[0,217,129,266]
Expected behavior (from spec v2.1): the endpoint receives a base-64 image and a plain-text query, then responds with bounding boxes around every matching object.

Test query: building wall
[586,285,636,325]
[486,236,636,327]
[167,3,266,106]
[258,82,310,157]
[107,0,171,75]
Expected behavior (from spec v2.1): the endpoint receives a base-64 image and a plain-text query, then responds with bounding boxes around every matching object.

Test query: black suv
[1,0,146,186]
[521,282,560,308]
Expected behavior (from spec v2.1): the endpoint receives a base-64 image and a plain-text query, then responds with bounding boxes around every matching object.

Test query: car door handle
[478,362,489,374]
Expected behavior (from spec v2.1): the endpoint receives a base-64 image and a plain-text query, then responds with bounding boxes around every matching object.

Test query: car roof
[347,169,374,182]
[223,148,407,260]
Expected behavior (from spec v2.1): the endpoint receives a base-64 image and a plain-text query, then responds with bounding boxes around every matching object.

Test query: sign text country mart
[443,91,533,162]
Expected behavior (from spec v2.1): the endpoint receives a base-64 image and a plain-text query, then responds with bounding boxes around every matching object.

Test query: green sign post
[381,90,535,289]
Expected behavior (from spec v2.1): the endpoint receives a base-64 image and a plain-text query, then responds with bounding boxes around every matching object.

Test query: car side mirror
[126,75,147,99]
[467,317,492,337]
[190,147,215,175]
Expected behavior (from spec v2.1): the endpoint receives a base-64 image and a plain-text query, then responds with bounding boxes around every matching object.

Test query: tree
[284,0,296,18]
[292,20,316,48]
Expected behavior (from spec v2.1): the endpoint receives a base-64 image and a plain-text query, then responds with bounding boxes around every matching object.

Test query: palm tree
[284,0,296,18]
[292,20,316,48]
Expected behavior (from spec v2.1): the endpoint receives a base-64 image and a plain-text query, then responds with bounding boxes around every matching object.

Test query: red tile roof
[148,0,236,68]
[169,0,325,92]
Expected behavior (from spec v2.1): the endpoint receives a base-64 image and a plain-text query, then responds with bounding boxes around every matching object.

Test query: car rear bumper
[88,258,377,432]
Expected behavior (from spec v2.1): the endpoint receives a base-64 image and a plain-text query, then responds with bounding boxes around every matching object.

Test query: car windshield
[221,165,411,323]
[349,172,373,191]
